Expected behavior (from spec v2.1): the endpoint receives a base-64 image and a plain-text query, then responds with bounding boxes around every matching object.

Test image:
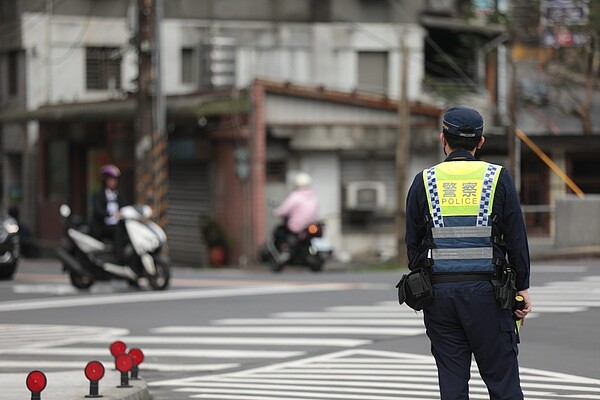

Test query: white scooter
[56,204,170,290]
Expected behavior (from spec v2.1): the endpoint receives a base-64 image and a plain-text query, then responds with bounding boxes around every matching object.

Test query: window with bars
[86,47,122,90]
[181,47,195,84]
[266,160,287,183]
[8,50,18,96]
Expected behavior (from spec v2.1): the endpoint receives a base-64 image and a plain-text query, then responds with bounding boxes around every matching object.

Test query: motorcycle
[56,204,170,290]
[263,220,332,273]
[0,215,20,280]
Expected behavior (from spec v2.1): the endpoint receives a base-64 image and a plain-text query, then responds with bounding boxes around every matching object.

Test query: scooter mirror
[59,204,72,218]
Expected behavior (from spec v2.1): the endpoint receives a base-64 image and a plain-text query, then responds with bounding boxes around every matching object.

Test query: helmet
[294,172,312,188]
[99,164,121,178]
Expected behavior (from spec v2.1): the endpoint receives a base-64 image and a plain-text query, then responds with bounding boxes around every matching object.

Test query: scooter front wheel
[147,256,170,290]
[269,258,285,273]
[69,271,94,289]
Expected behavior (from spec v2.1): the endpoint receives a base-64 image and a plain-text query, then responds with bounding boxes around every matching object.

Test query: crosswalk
[1,274,600,398]
[152,349,600,400]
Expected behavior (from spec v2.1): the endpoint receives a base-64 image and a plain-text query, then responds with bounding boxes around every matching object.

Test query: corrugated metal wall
[167,162,210,266]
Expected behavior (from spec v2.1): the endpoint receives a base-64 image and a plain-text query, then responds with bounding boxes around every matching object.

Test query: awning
[420,15,506,37]
[0,91,250,123]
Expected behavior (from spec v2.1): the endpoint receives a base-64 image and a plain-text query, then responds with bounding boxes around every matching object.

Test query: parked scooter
[56,204,170,290]
[0,215,20,280]
[263,220,332,273]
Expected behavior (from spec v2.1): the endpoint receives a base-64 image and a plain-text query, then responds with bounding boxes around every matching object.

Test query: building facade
[7,0,585,264]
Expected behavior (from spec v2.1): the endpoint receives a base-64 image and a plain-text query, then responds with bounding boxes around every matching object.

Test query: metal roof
[0,91,250,123]
[0,79,442,123]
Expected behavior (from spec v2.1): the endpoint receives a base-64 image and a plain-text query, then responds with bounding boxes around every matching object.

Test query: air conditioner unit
[345,181,386,211]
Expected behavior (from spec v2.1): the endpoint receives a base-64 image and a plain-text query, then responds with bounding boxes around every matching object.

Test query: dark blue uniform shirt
[406,150,531,290]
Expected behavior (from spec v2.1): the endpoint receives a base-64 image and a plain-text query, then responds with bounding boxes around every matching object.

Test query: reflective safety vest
[423,160,502,273]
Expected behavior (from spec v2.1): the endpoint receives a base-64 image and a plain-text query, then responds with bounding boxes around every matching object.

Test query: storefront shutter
[167,162,210,266]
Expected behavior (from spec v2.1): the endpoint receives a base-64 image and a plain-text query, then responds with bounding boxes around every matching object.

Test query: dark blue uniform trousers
[423,281,523,400]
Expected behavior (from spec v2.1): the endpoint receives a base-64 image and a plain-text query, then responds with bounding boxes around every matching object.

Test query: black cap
[442,106,484,137]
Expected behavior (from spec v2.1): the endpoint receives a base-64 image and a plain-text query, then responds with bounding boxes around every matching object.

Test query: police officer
[405,106,532,399]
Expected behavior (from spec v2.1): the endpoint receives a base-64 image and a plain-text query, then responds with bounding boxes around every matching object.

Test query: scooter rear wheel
[147,256,170,290]
[69,271,94,289]
[307,255,324,272]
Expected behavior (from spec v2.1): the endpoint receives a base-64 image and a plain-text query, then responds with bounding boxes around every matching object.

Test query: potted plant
[199,215,228,266]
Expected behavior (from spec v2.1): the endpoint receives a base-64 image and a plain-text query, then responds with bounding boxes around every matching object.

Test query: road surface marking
[4,347,304,359]
[151,326,424,335]
[0,283,353,313]
[82,336,372,347]
[151,349,600,400]
[0,324,128,352]
[0,360,239,372]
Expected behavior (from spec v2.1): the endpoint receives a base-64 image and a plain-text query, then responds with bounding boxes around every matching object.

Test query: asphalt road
[1,257,599,399]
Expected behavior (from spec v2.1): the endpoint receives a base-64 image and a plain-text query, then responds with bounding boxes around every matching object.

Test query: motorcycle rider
[273,172,319,262]
[91,164,125,262]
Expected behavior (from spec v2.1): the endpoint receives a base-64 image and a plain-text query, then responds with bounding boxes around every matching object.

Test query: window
[181,47,195,84]
[86,47,122,90]
[569,154,600,194]
[424,29,478,90]
[266,160,287,183]
[521,153,550,235]
[8,50,18,96]
[357,51,388,94]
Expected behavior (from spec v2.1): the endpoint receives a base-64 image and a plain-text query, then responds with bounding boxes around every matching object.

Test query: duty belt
[430,272,492,284]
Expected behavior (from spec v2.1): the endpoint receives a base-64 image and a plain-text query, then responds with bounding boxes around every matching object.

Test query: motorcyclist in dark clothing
[90,164,124,258]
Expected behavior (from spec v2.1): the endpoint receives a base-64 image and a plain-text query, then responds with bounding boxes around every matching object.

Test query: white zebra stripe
[82,336,371,347]
[3,347,303,359]
[151,326,424,335]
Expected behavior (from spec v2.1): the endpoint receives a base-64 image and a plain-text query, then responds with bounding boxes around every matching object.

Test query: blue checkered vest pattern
[423,161,502,273]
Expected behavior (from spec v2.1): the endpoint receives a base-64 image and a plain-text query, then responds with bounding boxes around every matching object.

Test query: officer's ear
[476,136,485,150]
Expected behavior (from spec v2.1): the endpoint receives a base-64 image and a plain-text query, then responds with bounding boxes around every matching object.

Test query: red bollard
[84,360,105,398]
[26,371,47,400]
[115,354,134,388]
[109,340,127,370]
[128,348,145,380]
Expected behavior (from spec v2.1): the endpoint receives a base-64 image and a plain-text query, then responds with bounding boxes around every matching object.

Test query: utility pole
[136,0,168,227]
[507,53,517,185]
[396,38,410,266]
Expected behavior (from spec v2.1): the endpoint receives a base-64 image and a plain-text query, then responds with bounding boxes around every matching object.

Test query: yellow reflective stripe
[432,226,491,239]
[432,247,493,260]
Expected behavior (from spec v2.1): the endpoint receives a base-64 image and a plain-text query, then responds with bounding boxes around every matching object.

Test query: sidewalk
[0,369,151,400]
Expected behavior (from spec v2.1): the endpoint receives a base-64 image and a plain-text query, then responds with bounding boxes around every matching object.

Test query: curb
[0,369,152,400]
[529,245,600,261]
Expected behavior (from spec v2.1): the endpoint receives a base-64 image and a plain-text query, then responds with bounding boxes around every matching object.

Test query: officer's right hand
[514,289,531,325]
